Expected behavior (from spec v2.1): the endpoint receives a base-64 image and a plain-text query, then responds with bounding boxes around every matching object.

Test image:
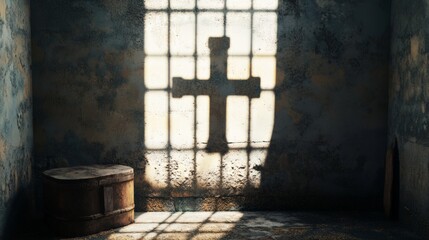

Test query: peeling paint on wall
[0,0,33,237]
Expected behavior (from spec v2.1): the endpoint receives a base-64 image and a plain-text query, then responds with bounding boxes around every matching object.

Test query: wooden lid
[43,164,133,181]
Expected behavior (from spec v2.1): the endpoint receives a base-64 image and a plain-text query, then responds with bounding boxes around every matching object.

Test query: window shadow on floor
[59,211,423,240]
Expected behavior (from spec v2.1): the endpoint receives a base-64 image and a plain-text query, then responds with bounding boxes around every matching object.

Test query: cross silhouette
[172,37,261,154]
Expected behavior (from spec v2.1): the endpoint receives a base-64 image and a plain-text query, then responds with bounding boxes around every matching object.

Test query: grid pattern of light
[143,0,277,195]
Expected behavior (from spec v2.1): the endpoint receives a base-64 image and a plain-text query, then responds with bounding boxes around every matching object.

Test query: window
[143,0,277,196]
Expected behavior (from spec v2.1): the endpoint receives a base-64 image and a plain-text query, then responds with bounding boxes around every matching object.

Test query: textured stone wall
[262,0,390,209]
[390,0,429,234]
[0,0,33,237]
[31,0,390,211]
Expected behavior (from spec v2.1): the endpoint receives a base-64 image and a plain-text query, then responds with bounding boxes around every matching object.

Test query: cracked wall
[31,0,390,211]
[0,0,33,237]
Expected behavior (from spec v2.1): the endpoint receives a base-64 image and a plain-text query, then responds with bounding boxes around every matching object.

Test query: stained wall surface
[31,0,390,211]
[390,0,429,234]
[0,0,33,237]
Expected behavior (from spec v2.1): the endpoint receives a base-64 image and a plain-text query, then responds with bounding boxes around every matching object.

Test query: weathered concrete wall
[261,0,390,210]
[31,0,390,211]
[0,0,33,237]
[390,0,429,234]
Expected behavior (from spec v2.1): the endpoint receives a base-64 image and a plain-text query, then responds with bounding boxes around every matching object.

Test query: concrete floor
[61,212,424,240]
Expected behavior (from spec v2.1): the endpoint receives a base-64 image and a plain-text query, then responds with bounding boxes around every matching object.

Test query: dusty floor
[58,212,424,240]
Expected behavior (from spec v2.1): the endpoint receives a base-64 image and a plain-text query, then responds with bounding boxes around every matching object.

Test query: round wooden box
[43,165,134,237]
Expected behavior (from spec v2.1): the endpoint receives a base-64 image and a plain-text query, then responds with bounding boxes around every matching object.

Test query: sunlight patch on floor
[107,212,244,240]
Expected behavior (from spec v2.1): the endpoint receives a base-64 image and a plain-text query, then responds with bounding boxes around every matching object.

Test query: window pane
[145,56,168,89]
[195,57,209,153]
[198,0,224,9]
[197,12,224,55]
[228,56,250,79]
[253,0,278,10]
[170,93,195,149]
[170,57,195,149]
[170,57,195,85]
[227,0,251,10]
[144,0,168,9]
[170,0,195,9]
[145,12,168,55]
[227,12,251,55]
[171,13,195,55]
[227,96,249,148]
[196,95,209,149]
[197,56,210,80]
[250,91,275,148]
[252,56,276,89]
[253,12,277,55]
[145,92,169,149]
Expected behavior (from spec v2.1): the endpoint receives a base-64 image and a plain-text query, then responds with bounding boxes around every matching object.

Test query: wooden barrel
[43,165,135,237]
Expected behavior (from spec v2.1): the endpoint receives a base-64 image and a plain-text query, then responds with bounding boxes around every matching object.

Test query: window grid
[144,0,277,193]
